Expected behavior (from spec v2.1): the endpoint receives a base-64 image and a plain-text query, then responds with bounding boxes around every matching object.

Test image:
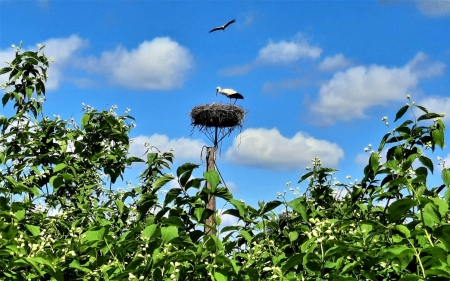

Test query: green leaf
[415,105,428,114]
[442,169,450,187]
[141,224,157,239]
[301,237,317,252]
[298,171,314,183]
[393,249,414,272]
[394,225,410,238]
[194,208,204,222]
[184,178,204,191]
[432,129,445,149]
[210,234,224,251]
[25,87,33,98]
[176,163,199,186]
[445,187,450,202]
[424,269,450,278]
[15,209,25,220]
[69,260,91,273]
[147,152,158,166]
[239,230,252,244]
[378,132,391,153]
[2,92,10,106]
[288,231,299,242]
[282,253,304,272]
[115,199,124,214]
[402,154,417,171]
[153,174,174,192]
[260,200,282,215]
[53,163,67,173]
[370,152,379,173]
[81,113,91,129]
[81,227,105,243]
[214,187,233,200]
[25,224,40,236]
[395,105,409,122]
[229,199,246,219]
[433,225,450,251]
[214,271,227,281]
[0,67,12,75]
[204,170,220,192]
[50,175,64,189]
[163,188,182,206]
[417,112,443,121]
[399,274,421,281]
[161,226,178,244]
[287,198,308,222]
[418,156,433,174]
[388,198,416,222]
[430,197,448,217]
[26,256,55,273]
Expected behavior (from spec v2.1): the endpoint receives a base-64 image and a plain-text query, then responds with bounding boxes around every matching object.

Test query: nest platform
[190,103,245,128]
[190,103,247,147]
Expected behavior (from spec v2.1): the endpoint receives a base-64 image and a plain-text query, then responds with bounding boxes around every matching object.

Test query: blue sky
[1,1,450,223]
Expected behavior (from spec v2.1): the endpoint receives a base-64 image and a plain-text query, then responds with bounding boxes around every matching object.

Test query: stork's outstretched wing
[209,19,236,33]
[223,19,236,28]
[209,27,222,33]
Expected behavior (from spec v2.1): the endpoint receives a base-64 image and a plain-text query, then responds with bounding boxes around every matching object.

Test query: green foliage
[1,44,450,280]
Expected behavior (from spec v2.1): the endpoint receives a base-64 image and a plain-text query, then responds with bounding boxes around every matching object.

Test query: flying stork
[216,87,244,104]
[209,19,236,33]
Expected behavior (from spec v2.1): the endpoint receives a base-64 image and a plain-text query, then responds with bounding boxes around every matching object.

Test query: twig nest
[190,103,245,128]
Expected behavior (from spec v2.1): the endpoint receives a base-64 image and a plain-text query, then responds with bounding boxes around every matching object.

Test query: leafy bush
[1,44,450,281]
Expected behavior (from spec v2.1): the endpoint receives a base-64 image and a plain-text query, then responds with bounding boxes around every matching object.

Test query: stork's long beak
[215,90,218,96]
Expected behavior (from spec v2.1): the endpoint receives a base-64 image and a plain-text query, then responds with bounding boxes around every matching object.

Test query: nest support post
[205,145,217,235]
[190,103,247,236]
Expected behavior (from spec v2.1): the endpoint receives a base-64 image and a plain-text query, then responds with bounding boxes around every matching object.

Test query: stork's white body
[216,87,244,104]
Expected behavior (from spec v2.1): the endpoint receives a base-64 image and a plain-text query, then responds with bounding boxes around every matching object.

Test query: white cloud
[416,0,450,16]
[0,35,88,90]
[354,153,370,168]
[319,54,352,71]
[225,127,344,171]
[129,134,206,161]
[1,36,193,91]
[262,78,311,94]
[87,37,193,90]
[257,34,322,64]
[242,12,255,26]
[224,181,238,193]
[408,52,446,78]
[43,35,89,89]
[418,96,450,122]
[221,33,321,76]
[310,52,446,125]
[219,63,253,76]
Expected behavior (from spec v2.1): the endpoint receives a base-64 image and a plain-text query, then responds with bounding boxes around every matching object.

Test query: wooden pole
[205,146,216,235]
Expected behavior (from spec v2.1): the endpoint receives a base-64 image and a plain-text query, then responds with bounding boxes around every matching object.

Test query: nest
[190,103,245,128]
[190,103,246,147]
